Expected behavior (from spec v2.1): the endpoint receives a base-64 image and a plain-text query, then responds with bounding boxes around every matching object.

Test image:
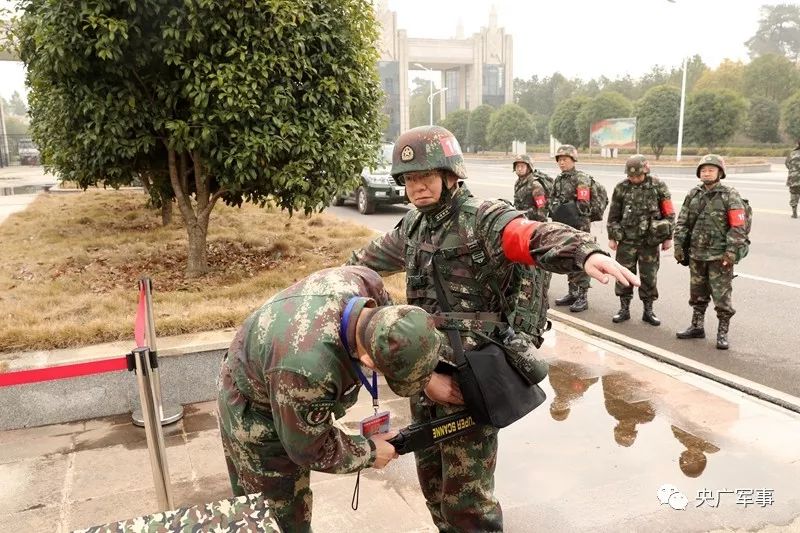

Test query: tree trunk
[167,147,220,278]
[161,200,173,226]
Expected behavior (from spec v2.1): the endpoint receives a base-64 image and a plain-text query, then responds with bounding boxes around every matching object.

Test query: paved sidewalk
[2,322,799,533]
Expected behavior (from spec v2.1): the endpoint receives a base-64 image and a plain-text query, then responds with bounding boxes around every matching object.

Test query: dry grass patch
[0,190,408,355]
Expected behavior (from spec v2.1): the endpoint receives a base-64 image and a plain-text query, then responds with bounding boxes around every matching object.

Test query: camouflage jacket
[347,185,602,351]
[550,169,594,231]
[607,175,675,243]
[786,148,800,188]
[513,170,551,222]
[222,266,391,473]
[674,183,748,261]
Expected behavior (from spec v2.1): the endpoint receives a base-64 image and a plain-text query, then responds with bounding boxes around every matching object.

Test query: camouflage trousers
[789,185,800,207]
[613,240,661,301]
[411,397,502,532]
[567,223,593,290]
[217,362,313,533]
[688,258,735,319]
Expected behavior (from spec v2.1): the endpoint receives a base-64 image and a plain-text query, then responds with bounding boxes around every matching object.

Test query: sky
[385,0,766,82]
[0,0,769,103]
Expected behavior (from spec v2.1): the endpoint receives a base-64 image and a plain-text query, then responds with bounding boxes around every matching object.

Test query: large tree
[440,109,470,148]
[685,89,747,152]
[782,90,800,141]
[575,91,633,148]
[745,4,800,62]
[549,96,589,147]
[18,0,384,277]
[694,59,746,94]
[486,104,534,153]
[466,104,495,153]
[409,77,443,129]
[636,85,680,160]
[742,53,800,103]
[746,96,781,143]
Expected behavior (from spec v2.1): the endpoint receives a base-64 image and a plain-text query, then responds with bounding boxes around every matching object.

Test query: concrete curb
[548,308,800,415]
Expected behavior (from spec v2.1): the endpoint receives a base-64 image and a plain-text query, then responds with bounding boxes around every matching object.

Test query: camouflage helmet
[512,153,534,173]
[391,125,467,184]
[555,145,578,162]
[362,305,444,397]
[625,155,646,177]
[696,154,726,179]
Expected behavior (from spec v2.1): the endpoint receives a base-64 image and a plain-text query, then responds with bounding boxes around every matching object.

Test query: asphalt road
[328,158,800,398]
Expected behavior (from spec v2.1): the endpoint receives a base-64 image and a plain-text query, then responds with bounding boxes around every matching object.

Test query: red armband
[660,199,674,216]
[576,187,590,202]
[534,195,547,208]
[728,209,746,227]
[501,218,540,265]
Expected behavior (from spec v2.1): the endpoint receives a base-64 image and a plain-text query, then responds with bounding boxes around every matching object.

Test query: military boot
[792,205,798,219]
[642,300,661,326]
[612,297,631,323]
[555,285,578,306]
[716,317,730,350]
[569,288,589,313]
[676,309,705,339]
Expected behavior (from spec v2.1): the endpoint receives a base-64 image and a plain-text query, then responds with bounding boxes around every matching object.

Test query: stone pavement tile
[0,429,73,465]
[172,475,232,510]
[66,487,158,532]
[73,416,185,453]
[0,455,68,515]
[0,505,61,533]
[69,439,192,501]
[181,401,219,434]
[184,430,229,480]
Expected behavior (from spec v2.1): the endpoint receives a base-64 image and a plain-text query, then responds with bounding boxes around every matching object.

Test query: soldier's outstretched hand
[584,253,640,287]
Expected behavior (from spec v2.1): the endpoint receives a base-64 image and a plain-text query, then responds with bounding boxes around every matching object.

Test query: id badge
[359,411,390,437]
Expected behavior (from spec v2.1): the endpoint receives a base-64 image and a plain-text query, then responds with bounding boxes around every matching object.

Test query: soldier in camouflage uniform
[347,125,639,532]
[785,140,800,218]
[217,265,445,533]
[674,155,749,350]
[512,153,552,222]
[550,144,599,312]
[607,155,675,326]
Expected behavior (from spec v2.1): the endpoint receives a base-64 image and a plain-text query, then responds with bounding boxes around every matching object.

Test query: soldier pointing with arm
[217,265,445,533]
[347,126,638,532]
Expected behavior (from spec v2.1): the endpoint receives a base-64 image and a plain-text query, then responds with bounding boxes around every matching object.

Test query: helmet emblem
[400,145,414,162]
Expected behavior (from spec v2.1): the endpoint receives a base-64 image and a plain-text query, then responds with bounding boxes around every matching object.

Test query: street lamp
[414,62,443,126]
[428,88,448,126]
[668,0,687,162]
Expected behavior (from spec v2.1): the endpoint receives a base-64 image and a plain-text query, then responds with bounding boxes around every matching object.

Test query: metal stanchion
[132,278,183,427]
[131,347,174,511]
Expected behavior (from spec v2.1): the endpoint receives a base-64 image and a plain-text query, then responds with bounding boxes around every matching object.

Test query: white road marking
[736,273,800,290]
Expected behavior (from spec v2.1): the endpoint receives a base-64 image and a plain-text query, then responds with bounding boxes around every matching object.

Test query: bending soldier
[786,140,800,219]
[550,144,603,312]
[607,155,675,325]
[674,155,749,350]
[348,125,638,532]
[217,266,444,533]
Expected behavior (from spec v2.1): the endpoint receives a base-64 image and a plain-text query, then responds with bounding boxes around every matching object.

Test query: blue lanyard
[340,297,378,409]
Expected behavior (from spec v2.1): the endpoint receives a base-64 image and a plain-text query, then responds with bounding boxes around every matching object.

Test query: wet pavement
[1,321,799,532]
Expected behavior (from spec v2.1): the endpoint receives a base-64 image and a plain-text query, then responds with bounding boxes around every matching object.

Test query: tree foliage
[742,53,800,103]
[694,59,746,94]
[746,96,781,143]
[745,3,800,62]
[781,90,800,141]
[685,90,747,151]
[636,85,680,160]
[8,91,27,115]
[549,96,588,146]
[439,109,470,148]
[18,0,384,276]
[486,104,534,152]
[409,77,442,128]
[466,104,495,152]
[575,91,633,148]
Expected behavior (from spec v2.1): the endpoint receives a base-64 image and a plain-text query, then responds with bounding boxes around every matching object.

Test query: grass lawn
[0,190,406,358]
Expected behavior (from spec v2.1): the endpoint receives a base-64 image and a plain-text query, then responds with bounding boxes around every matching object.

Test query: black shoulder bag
[431,257,546,428]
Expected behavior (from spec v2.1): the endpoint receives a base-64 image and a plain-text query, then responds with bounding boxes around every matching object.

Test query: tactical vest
[400,191,551,347]
[618,179,662,241]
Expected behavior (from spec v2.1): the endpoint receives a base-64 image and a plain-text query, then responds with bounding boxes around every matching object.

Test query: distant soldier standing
[607,155,675,325]
[512,153,553,222]
[673,155,749,350]
[785,140,800,219]
[550,144,606,312]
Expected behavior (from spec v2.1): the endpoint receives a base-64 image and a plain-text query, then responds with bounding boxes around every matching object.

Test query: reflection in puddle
[547,361,599,421]
[672,425,719,478]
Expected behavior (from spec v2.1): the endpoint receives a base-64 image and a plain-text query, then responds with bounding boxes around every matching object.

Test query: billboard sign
[590,117,637,149]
